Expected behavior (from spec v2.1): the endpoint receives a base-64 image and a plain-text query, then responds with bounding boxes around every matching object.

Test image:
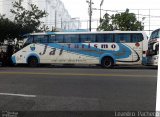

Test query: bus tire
[27,56,38,67]
[101,57,114,68]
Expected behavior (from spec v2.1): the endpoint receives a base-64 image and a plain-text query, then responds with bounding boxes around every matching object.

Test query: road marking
[0,72,157,78]
[0,93,36,98]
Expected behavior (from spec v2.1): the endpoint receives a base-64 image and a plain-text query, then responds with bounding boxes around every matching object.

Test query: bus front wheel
[28,57,38,67]
[101,57,114,68]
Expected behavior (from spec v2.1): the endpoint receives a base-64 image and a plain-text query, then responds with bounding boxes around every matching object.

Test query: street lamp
[100,0,104,22]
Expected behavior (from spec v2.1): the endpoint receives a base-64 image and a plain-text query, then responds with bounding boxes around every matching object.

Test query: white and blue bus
[147,29,159,66]
[12,31,148,68]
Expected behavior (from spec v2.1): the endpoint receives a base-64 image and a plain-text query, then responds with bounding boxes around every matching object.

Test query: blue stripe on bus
[46,32,56,35]
[47,43,132,62]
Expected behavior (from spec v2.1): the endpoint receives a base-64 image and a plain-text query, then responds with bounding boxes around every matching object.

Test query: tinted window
[150,29,160,39]
[80,34,96,42]
[97,34,104,42]
[104,34,114,42]
[25,36,34,44]
[88,34,96,42]
[132,33,143,42]
[64,34,79,43]
[115,34,131,43]
[56,35,64,43]
[34,35,48,43]
[49,35,56,43]
[80,34,88,42]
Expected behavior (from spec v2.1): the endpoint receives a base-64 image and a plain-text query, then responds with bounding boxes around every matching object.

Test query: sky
[61,0,160,19]
[61,0,160,35]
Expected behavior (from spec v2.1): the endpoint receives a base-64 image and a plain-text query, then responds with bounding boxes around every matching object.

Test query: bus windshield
[150,29,160,40]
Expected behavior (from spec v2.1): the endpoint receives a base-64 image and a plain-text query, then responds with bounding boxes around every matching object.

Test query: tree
[0,2,48,42]
[97,9,144,31]
[97,13,114,31]
[0,14,21,42]
[10,1,48,34]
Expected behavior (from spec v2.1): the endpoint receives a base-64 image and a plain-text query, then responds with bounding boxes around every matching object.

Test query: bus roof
[28,31,146,36]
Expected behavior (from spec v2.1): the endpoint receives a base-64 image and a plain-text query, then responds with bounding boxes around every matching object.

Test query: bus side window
[96,34,104,42]
[49,35,56,43]
[34,35,48,43]
[104,34,114,42]
[88,34,96,42]
[71,35,79,43]
[115,34,130,43]
[80,34,88,43]
[131,34,143,42]
[64,34,79,43]
[56,35,64,43]
[42,36,48,43]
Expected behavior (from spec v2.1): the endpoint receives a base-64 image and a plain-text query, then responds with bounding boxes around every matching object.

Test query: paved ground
[0,65,158,116]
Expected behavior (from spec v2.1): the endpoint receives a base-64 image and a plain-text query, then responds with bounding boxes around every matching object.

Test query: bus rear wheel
[101,57,114,68]
[28,57,38,67]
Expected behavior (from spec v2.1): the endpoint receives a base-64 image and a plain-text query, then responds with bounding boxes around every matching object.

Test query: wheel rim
[30,59,36,65]
[103,57,113,68]
[29,58,38,67]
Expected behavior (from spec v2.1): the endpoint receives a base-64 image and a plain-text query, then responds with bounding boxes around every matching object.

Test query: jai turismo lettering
[39,43,117,56]
[67,43,116,49]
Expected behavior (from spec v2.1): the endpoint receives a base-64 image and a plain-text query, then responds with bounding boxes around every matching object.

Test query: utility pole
[19,0,22,4]
[55,10,57,29]
[86,0,93,31]
[61,18,63,29]
[100,0,104,23]
[89,0,92,31]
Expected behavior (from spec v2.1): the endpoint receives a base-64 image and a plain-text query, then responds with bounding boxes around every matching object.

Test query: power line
[93,8,160,18]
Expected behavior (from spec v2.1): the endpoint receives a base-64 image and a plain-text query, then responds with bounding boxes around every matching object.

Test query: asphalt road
[0,65,158,116]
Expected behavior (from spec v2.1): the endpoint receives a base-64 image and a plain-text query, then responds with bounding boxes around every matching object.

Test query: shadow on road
[4,64,157,70]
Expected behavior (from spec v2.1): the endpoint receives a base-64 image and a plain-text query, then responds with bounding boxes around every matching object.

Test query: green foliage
[0,2,48,42]
[0,15,21,42]
[97,13,114,31]
[97,9,144,31]
[10,1,48,33]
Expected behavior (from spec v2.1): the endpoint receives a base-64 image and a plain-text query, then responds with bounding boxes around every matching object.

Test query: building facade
[0,0,80,30]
